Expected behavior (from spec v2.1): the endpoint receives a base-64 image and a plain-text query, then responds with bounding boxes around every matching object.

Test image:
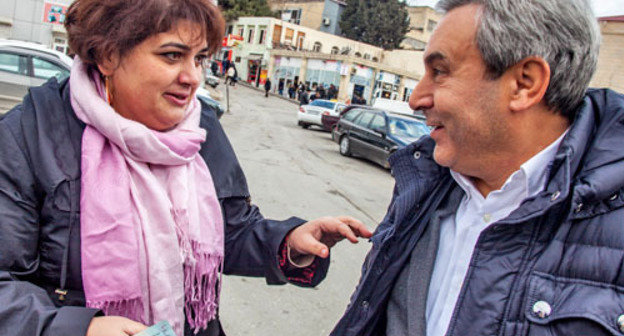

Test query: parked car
[332,107,430,169]
[196,86,225,119]
[0,39,72,101]
[204,68,219,88]
[297,99,346,129]
[322,104,369,134]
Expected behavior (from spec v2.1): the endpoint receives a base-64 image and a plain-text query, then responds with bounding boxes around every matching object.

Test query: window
[363,53,370,60]
[372,57,379,62]
[247,28,255,43]
[355,112,374,128]
[312,42,322,52]
[32,57,69,81]
[354,52,362,58]
[285,28,294,42]
[342,109,362,122]
[427,19,437,32]
[331,47,339,55]
[310,100,335,109]
[258,29,266,44]
[388,118,430,138]
[237,27,244,37]
[0,52,28,75]
[369,115,386,132]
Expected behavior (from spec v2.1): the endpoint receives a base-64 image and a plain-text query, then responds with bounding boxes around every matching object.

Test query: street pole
[226,78,230,114]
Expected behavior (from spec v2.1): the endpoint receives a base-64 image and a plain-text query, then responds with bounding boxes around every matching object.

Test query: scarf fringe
[173,209,223,334]
[87,297,144,323]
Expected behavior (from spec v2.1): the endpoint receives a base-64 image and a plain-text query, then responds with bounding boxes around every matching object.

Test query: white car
[297,99,345,129]
[0,39,73,101]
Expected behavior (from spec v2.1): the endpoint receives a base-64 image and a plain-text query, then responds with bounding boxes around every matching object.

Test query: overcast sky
[406,0,624,17]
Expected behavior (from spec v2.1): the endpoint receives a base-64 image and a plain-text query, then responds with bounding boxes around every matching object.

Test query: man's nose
[409,78,433,111]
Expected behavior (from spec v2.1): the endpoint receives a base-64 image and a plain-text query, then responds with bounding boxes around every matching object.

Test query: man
[299,87,310,106]
[264,77,272,98]
[332,0,624,335]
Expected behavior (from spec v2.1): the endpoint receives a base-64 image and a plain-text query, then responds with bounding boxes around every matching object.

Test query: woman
[0,1,370,336]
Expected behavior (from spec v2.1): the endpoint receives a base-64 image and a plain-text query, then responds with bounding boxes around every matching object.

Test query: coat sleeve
[221,196,329,287]
[0,107,99,336]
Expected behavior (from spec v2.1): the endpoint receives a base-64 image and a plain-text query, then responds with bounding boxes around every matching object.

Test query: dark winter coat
[0,79,329,336]
[264,79,272,92]
[331,89,624,336]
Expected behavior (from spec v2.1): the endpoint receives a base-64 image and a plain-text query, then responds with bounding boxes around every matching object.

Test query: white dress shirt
[425,132,567,336]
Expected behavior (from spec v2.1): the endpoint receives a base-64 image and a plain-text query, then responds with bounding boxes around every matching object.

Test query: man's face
[409,4,511,177]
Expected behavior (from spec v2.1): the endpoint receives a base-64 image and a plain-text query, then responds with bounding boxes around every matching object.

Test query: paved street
[216,83,394,335]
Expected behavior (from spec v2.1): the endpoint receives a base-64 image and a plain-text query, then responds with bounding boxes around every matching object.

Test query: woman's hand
[86,316,148,336]
[288,216,372,259]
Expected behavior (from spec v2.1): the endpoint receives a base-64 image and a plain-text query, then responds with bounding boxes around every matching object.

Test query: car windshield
[310,100,336,109]
[388,117,430,138]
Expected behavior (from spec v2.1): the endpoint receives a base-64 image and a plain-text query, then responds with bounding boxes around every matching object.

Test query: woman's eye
[162,52,182,61]
[195,54,208,67]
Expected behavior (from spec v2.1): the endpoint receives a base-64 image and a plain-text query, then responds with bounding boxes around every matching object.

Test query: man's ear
[96,52,120,77]
[507,56,550,112]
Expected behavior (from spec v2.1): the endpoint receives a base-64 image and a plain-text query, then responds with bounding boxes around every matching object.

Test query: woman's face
[98,21,208,131]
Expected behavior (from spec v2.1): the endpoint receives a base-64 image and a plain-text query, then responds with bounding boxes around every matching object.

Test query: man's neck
[472,112,569,197]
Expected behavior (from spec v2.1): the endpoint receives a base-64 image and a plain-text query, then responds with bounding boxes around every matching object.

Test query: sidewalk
[236,81,300,105]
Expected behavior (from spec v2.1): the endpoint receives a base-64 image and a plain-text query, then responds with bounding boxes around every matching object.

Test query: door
[364,114,392,166]
[349,111,375,155]
[272,25,282,46]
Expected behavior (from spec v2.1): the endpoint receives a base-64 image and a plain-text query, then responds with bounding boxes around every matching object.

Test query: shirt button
[532,300,552,319]
[483,213,492,223]
[361,300,369,308]
[617,314,624,332]
[413,151,421,159]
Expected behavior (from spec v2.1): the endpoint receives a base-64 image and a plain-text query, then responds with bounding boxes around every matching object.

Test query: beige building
[222,16,425,104]
[268,0,326,29]
[402,6,442,50]
[590,16,624,94]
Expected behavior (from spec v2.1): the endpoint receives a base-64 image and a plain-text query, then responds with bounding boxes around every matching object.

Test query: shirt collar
[451,130,568,201]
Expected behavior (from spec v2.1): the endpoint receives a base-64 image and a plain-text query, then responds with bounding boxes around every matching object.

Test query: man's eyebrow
[424,51,447,66]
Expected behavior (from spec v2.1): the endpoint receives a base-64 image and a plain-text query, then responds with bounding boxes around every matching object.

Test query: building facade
[268,0,345,35]
[402,6,442,50]
[590,16,624,94]
[0,0,72,53]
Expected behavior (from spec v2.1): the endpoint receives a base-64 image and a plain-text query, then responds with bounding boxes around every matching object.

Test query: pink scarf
[69,57,224,335]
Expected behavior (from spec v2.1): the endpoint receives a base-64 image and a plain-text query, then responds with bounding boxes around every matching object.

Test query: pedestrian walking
[278,79,284,96]
[264,78,272,98]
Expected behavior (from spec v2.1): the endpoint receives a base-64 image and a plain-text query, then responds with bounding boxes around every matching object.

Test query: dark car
[321,104,367,132]
[332,107,430,169]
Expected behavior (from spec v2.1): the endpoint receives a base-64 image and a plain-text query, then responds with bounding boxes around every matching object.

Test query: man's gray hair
[436,0,601,120]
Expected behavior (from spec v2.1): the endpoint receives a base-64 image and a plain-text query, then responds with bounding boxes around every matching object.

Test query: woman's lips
[163,93,189,107]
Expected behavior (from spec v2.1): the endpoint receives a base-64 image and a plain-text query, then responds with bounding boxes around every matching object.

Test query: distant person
[299,87,310,106]
[210,61,219,77]
[264,78,272,98]
[0,1,372,335]
[288,84,296,99]
[278,79,284,96]
[318,84,326,99]
[226,65,236,86]
[328,84,338,100]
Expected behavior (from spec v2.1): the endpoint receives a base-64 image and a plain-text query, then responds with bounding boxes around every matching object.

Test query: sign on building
[43,2,68,25]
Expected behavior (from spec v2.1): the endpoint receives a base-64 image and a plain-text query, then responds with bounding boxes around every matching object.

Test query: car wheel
[302,123,310,129]
[339,136,351,156]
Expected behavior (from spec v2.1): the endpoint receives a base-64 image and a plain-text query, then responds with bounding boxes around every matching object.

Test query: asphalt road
[217,83,395,335]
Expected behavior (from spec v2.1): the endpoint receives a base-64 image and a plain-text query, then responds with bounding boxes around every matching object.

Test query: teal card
[134,321,177,336]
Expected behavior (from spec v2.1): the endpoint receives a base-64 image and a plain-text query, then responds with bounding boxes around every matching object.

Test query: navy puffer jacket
[332,88,624,336]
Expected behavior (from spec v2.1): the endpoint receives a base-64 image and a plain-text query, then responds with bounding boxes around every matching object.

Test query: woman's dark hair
[65,0,225,67]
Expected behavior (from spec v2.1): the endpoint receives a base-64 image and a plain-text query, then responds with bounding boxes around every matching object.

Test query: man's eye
[162,52,182,61]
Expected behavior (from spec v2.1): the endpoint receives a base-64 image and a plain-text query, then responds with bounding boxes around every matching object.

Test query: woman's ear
[96,53,120,77]
[507,56,551,112]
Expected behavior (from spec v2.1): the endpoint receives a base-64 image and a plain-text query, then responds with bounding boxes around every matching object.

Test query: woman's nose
[178,61,201,87]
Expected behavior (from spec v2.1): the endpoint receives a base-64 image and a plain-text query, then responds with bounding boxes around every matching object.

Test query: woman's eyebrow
[159,42,209,53]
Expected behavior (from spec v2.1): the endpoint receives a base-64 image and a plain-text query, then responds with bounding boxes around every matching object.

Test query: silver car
[0,39,72,102]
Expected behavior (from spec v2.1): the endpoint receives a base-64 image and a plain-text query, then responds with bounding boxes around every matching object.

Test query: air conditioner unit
[322,17,331,26]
